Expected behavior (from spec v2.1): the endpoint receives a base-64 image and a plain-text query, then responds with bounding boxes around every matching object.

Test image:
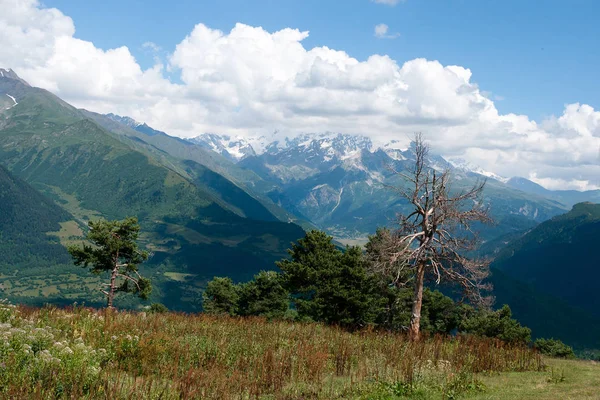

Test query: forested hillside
[0,164,73,269]
[492,203,600,318]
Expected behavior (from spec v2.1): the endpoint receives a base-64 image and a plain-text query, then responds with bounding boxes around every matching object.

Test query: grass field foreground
[2,300,594,399]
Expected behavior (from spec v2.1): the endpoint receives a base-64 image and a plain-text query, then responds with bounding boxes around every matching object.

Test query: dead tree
[369,133,492,340]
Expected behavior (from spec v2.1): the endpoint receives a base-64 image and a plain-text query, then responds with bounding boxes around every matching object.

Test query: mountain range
[189,131,576,241]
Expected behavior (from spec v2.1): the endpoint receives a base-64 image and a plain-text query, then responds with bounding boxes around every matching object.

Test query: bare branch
[367,133,493,340]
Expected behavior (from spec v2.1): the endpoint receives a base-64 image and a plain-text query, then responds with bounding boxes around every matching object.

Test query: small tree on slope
[369,133,492,340]
[68,217,151,308]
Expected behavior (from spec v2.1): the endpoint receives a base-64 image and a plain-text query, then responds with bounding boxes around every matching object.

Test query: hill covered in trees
[492,202,600,318]
[0,164,73,270]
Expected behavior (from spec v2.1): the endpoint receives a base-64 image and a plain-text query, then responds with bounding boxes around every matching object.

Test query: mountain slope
[85,111,315,229]
[507,177,600,207]
[492,202,600,319]
[0,164,73,270]
[0,70,305,310]
[491,266,600,350]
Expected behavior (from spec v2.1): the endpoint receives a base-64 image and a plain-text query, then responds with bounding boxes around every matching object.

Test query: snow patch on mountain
[184,131,510,182]
[4,94,17,109]
[447,158,508,182]
[189,133,257,161]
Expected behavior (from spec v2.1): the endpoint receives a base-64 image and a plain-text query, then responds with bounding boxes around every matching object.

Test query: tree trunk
[107,258,118,308]
[409,261,425,340]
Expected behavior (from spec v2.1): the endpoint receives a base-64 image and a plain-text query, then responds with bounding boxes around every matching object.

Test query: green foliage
[0,164,73,270]
[67,217,151,307]
[376,287,463,335]
[492,203,600,321]
[443,370,486,399]
[534,338,575,359]
[237,271,289,319]
[0,302,107,397]
[148,303,168,313]
[202,277,240,315]
[278,230,385,328]
[460,305,532,345]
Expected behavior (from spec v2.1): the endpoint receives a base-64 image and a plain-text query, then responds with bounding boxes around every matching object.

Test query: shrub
[148,303,168,313]
[534,338,575,359]
[460,305,531,345]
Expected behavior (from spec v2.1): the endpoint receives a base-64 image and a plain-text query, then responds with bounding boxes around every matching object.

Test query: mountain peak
[0,68,30,86]
[189,133,257,161]
[105,113,142,128]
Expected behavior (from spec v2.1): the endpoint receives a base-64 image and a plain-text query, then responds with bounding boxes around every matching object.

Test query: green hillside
[81,110,315,229]
[0,71,305,310]
[488,203,600,349]
[0,164,73,270]
[492,203,600,317]
[491,267,600,350]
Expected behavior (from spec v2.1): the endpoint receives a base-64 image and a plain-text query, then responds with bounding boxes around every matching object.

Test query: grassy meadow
[7,300,597,400]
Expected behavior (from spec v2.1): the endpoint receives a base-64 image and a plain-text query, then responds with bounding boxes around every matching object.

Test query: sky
[0,0,599,190]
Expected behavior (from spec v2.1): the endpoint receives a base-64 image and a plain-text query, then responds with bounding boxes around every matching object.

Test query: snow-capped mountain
[447,157,508,183]
[188,133,257,162]
[237,132,565,238]
[0,68,26,111]
[0,68,30,86]
[105,113,168,137]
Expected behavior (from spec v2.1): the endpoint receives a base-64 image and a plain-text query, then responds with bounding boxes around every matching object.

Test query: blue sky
[45,0,600,120]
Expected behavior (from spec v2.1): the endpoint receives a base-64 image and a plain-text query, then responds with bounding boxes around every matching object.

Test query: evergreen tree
[202,277,239,315]
[68,217,151,308]
[460,304,531,344]
[237,271,289,319]
[278,230,385,328]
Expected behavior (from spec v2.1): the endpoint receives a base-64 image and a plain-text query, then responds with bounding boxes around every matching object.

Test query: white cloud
[374,24,389,37]
[0,0,598,190]
[374,24,400,39]
[371,0,404,6]
[142,41,161,52]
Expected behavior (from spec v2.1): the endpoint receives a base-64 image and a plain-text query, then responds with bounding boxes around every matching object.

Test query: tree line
[203,229,532,344]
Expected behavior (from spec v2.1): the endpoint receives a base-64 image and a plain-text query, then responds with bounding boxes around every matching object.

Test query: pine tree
[68,217,151,308]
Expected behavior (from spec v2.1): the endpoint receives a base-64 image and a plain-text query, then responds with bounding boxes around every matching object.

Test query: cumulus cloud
[0,0,598,190]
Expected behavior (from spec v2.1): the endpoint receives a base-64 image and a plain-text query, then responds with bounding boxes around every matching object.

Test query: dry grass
[1,304,544,399]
